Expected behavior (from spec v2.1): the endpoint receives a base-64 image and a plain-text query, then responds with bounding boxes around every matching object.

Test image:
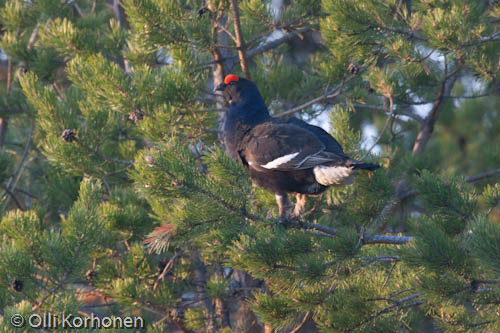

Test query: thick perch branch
[292,221,413,245]
[466,168,500,183]
[363,235,413,245]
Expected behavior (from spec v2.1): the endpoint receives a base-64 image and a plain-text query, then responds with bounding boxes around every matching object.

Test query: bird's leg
[292,193,307,218]
[275,193,290,223]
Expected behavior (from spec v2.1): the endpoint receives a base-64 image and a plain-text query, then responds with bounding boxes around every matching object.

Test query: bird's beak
[215,83,227,92]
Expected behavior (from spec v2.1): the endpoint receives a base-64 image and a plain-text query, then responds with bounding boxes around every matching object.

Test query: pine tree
[0,0,499,332]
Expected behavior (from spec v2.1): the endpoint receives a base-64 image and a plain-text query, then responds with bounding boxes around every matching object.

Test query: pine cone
[128,109,145,123]
[85,269,97,281]
[144,155,155,166]
[11,279,23,292]
[197,7,211,18]
[347,62,360,74]
[61,129,77,142]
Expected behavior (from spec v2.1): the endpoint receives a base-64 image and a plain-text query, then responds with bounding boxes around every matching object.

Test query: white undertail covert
[313,165,355,186]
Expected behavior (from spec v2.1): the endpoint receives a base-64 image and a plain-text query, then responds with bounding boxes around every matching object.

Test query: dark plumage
[216,74,379,219]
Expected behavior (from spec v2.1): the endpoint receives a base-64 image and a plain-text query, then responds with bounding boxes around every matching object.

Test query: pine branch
[397,89,500,106]
[472,279,500,285]
[466,168,500,183]
[296,220,413,245]
[350,103,424,123]
[351,292,423,330]
[461,31,500,47]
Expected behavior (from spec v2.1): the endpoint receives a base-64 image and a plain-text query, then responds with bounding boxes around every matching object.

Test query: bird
[215,74,379,221]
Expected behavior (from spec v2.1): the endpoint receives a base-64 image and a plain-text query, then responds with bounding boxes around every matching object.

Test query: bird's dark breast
[247,167,328,195]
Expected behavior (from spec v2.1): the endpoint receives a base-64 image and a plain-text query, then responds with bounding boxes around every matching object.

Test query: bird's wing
[281,118,348,157]
[241,122,346,171]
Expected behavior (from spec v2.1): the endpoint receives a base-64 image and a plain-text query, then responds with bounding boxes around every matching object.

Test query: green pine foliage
[0,0,498,332]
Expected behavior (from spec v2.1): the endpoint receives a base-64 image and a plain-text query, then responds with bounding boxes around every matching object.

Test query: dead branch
[229,0,251,79]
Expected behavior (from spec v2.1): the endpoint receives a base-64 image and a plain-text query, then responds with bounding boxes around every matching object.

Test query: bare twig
[202,27,314,68]
[32,272,69,311]
[2,120,34,211]
[362,95,394,159]
[153,250,182,292]
[275,74,352,118]
[382,261,398,288]
[2,185,25,211]
[351,292,423,330]
[14,187,39,199]
[76,141,133,165]
[290,311,312,333]
[367,188,419,234]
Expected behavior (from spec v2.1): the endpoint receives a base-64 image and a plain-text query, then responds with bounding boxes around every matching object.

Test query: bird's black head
[215,74,270,125]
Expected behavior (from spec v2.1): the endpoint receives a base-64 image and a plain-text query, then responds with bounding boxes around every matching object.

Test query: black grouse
[216,74,379,220]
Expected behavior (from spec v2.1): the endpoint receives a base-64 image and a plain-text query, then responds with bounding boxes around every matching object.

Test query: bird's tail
[352,162,380,171]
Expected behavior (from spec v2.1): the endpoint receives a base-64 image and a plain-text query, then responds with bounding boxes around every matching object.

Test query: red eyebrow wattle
[224,74,239,84]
